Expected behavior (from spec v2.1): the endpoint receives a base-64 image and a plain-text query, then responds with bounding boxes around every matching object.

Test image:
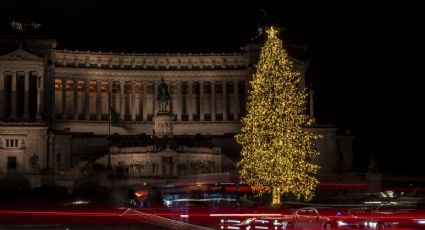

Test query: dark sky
[1,1,422,174]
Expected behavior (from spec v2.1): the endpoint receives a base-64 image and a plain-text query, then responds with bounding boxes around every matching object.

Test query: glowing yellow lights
[266,26,278,38]
[236,26,320,205]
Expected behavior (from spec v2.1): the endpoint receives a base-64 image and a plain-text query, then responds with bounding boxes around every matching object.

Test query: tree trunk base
[272,188,281,205]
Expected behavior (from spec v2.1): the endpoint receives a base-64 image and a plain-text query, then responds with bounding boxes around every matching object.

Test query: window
[56,153,61,162]
[5,139,20,148]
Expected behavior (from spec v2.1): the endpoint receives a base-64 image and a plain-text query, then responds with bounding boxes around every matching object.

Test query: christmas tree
[236,27,320,205]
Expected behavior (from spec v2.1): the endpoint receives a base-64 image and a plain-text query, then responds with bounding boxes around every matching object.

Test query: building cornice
[53,50,249,71]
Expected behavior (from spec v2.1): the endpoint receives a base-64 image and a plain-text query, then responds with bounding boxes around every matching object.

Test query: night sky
[1,1,421,174]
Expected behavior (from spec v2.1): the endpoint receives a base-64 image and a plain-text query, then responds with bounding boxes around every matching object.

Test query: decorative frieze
[53,50,249,70]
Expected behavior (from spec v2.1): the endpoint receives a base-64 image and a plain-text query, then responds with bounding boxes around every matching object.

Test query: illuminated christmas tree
[236,27,320,205]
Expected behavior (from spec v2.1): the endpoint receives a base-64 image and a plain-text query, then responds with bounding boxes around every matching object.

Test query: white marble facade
[0,39,353,176]
[0,125,48,174]
[95,146,222,177]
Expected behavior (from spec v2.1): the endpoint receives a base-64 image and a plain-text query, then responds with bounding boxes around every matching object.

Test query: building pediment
[0,48,43,62]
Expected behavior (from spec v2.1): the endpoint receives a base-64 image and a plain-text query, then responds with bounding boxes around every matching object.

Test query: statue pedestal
[153,111,174,138]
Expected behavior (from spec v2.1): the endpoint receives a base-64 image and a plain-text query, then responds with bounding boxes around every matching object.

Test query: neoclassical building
[0,34,353,177]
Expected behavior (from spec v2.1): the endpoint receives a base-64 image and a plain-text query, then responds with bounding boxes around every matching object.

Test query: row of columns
[55,79,245,122]
[0,70,43,120]
[61,79,97,120]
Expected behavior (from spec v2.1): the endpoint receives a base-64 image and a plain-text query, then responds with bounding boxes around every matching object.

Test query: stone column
[10,71,17,119]
[188,82,193,121]
[177,82,182,121]
[153,81,158,115]
[142,81,147,121]
[222,80,227,121]
[36,73,42,119]
[23,71,30,119]
[73,79,78,120]
[108,80,113,115]
[233,80,239,120]
[131,80,136,121]
[119,81,125,120]
[51,76,56,120]
[84,80,90,120]
[0,70,5,119]
[211,81,216,121]
[96,80,102,121]
[199,81,204,121]
[61,78,67,119]
[169,83,173,113]
[10,71,16,119]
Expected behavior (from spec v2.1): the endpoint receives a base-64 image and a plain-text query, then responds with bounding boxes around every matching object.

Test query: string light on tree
[236,26,320,205]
